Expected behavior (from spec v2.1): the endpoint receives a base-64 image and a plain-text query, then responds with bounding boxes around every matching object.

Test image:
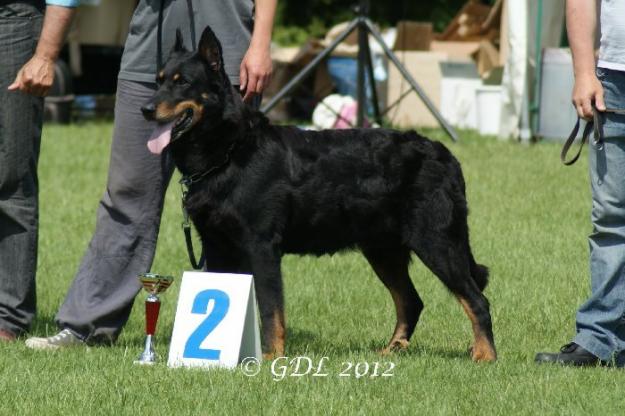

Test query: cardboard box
[393,22,433,51]
[437,0,493,41]
[386,51,448,128]
[430,40,481,59]
[472,39,504,83]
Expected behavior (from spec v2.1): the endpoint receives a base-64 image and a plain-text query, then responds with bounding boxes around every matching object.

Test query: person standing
[26,0,276,349]
[535,0,625,367]
[0,0,77,342]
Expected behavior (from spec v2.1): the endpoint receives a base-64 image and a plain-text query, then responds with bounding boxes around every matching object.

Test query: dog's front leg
[249,245,285,360]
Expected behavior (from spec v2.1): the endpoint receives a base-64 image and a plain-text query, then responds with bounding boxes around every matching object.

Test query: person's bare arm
[8,5,76,97]
[240,0,277,102]
[566,0,604,119]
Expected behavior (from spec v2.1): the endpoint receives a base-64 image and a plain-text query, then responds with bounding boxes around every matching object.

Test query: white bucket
[475,85,503,136]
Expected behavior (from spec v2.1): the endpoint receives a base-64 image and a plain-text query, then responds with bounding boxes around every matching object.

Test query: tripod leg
[260,19,360,115]
[363,30,382,125]
[357,20,367,127]
[364,19,459,142]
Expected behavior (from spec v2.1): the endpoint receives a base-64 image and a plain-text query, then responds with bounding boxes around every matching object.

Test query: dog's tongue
[147,122,175,154]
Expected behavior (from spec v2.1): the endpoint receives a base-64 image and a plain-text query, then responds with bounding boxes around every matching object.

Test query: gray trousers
[55,80,175,343]
[0,3,43,336]
[55,78,256,343]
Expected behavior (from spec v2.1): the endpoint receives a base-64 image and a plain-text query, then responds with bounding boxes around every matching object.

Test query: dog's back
[249,126,464,257]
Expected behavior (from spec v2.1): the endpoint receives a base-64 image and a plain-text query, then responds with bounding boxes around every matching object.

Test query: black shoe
[535,342,607,367]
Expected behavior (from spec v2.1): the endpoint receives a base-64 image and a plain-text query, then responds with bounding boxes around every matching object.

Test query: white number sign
[167,272,261,369]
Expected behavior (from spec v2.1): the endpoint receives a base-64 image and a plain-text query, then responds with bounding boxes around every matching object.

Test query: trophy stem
[135,294,161,365]
[145,294,161,335]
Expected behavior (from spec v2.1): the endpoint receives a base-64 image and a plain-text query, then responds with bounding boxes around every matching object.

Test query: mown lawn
[1,122,624,415]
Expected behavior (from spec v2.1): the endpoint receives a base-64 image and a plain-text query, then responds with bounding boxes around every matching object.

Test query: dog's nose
[141,102,156,119]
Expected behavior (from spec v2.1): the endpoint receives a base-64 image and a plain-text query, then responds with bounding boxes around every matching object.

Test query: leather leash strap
[561,107,625,165]
[180,182,205,270]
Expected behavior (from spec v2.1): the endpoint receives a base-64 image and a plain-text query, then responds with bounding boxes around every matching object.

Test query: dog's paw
[263,352,277,361]
[379,338,410,355]
[468,344,497,363]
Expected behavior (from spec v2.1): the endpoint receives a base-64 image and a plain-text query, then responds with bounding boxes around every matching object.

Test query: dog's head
[142,26,236,154]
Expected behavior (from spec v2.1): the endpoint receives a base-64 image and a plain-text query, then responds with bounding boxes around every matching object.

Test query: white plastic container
[538,48,578,141]
[476,85,503,136]
[440,61,482,129]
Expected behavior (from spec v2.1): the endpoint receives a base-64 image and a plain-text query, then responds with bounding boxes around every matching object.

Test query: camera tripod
[261,0,458,142]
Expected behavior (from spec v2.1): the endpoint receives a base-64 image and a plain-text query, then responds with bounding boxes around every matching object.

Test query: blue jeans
[574,67,625,365]
[0,2,43,335]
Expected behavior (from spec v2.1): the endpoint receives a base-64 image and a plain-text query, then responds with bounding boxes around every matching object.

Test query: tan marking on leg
[457,296,497,362]
[264,308,285,361]
[380,288,411,354]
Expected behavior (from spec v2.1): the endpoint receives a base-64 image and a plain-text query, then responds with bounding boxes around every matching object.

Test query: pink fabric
[333,101,370,129]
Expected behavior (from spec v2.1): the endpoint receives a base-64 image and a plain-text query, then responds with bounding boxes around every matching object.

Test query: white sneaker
[25,329,85,350]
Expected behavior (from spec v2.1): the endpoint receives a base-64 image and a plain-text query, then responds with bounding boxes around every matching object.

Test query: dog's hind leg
[410,233,496,362]
[249,244,286,360]
[363,248,423,355]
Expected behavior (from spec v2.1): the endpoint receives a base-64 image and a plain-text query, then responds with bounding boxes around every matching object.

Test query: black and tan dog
[142,26,496,362]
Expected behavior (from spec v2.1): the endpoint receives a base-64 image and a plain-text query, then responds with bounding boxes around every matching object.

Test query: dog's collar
[179,140,238,189]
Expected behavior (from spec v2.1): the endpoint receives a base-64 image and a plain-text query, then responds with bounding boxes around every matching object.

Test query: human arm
[566,0,604,119]
[240,0,277,102]
[8,1,78,97]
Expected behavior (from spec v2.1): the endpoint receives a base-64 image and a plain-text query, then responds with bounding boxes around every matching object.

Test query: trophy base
[134,334,157,365]
[133,359,157,365]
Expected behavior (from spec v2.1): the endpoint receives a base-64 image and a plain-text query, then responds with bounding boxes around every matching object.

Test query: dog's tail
[470,254,489,292]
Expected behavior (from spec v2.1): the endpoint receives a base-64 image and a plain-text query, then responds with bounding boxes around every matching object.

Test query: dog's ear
[198,26,223,71]
[174,28,186,52]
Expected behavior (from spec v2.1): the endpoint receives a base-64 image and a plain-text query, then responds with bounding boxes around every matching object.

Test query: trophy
[135,273,174,365]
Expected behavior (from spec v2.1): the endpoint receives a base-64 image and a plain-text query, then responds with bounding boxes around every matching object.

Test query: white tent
[499,0,567,141]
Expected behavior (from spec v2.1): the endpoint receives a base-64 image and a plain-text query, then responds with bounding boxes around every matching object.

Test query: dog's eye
[156,70,165,85]
[175,77,189,86]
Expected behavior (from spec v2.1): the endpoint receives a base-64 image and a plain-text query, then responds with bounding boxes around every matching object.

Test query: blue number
[183,289,230,360]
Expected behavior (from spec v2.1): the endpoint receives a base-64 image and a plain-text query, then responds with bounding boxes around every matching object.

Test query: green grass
[2,123,624,415]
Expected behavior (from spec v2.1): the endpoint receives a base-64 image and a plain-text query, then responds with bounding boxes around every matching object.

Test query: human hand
[572,73,606,119]
[7,54,55,97]
[239,44,273,103]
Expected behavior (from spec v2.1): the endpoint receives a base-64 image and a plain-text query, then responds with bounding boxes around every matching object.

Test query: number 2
[183,289,230,360]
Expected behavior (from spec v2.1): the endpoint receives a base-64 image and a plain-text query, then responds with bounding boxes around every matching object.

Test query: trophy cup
[135,273,174,365]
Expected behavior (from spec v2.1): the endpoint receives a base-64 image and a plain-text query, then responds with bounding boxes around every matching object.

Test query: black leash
[180,182,205,270]
[561,107,625,165]
[179,141,239,270]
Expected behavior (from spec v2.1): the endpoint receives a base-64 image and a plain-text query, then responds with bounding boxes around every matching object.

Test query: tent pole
[530,0,544,138]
